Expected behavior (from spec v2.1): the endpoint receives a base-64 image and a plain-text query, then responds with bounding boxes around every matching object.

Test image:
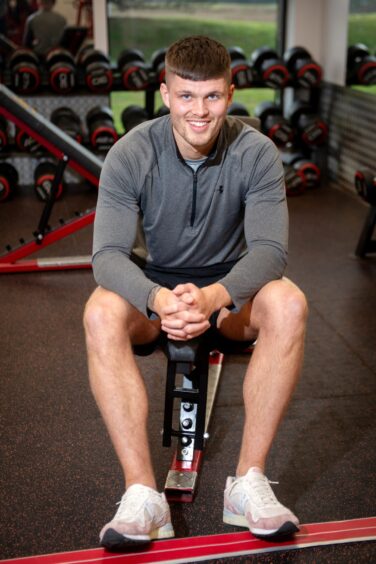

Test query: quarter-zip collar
[164,117,230,227]
[166,116,229,168]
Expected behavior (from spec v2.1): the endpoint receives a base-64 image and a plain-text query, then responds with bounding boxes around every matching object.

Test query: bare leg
[83,287,161,489]
[218,278,308,475]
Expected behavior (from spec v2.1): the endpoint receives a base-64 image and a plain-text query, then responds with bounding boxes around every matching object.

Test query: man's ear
[160,82,170,108]
[228,83,235,105]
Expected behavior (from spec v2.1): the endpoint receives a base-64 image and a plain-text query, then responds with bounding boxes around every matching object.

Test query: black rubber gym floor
[0,181,375,562]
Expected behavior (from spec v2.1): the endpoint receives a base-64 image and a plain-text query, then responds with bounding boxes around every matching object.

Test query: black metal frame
[355,205,376,257]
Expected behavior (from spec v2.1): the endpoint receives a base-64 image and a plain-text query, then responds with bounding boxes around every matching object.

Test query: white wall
[92,0,108,54]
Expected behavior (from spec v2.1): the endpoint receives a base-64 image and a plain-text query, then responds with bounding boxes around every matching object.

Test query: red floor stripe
[1,517,375,563]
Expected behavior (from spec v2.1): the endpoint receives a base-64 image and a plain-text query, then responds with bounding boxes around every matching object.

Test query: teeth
[190,121,207,127]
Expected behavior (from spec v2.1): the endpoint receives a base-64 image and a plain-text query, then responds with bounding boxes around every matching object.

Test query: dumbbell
[288,101,328,147]
[282,152,321,189]
[0,115,9,152]
[86,106,118,152]
[354,169,376,205]
[347,43,376,85]
[15,127,42,153]
[227,102,250,116]
[77,47,113,93]
[254,101,294,147]
[250,46,290,88]
[150,47,167,84]
[46,48,77,94]
[51,107,83,143]
[8,48,41,94]
[154,105,170,117]
[118,49,151,90]
[0,162,18,202]
[34,161,65,201]
[228,46,254,88]
[283,164,307,196]
[283,46,322,88]
[121,105,149,133]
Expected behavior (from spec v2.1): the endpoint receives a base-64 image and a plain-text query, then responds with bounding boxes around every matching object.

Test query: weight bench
[134,329,253,502]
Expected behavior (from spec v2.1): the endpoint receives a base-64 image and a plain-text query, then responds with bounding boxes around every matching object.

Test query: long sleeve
[92,145,157,315]
[218,139,288,307]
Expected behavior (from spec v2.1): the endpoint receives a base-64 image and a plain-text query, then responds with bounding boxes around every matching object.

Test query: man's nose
[192,98,209,116]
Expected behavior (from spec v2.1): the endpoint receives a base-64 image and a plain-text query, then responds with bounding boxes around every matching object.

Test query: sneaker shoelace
[115,488,153,521]
[244,473,280,507]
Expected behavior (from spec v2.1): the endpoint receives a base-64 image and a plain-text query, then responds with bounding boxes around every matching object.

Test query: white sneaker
[223,467,299,539]
[100,484,175,550]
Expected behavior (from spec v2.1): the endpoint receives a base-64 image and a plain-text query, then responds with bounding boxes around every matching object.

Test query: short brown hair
[165,36,231,84]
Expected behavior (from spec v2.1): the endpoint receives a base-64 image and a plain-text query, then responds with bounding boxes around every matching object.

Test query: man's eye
[208,94,219,101]
[181,94,191,100]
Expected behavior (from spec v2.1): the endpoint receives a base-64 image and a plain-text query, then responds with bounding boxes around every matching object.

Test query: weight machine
[0,83,100,273]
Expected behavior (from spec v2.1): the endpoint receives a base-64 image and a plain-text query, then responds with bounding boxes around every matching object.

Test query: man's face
[160,73,234,160]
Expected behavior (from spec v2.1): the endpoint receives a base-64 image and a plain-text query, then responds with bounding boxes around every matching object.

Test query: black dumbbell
[227,102,250,116]
[228,46,254,88]
[46,48,77,94]
[0,162,18,202]
[86,106,118,152]
[154,105,170,117]
[0,115,9,152]
[354,169,376,205]
[282,152,321,189]
[250,46,290,88]
[51,107,83,143]
[15,127,42,153]
[150,47,167,84]
[118,49,151,90]
[255,101,294,147]
[34,161,65,201]
[77,47,113,93]
[8,48,41,94]
[347,43,376,86]
[283,164,307,197]
[121,105,149,133]
[288,101,328,147]
[283,46,322,88]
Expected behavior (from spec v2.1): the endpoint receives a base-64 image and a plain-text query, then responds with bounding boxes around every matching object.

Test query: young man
[84,35,308,551]
[23,0,66,56]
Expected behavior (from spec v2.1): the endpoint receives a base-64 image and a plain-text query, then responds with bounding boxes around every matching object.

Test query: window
[107,0,280,130]
[348,0,376,94]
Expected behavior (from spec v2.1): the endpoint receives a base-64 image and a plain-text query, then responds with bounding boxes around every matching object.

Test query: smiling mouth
[188,120,210,128]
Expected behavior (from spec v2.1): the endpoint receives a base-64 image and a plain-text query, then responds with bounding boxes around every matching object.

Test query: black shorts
[143,260,237,292]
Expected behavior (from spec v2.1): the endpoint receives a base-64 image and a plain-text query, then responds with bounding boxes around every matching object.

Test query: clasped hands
[153,283,214,341]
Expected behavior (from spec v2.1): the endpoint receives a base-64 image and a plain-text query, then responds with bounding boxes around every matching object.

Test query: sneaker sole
[223,511,299,540]
[100,524,175,550]
[251,521,300,540]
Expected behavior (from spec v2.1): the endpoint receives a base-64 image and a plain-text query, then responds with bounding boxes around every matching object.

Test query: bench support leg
[163,346,224,502]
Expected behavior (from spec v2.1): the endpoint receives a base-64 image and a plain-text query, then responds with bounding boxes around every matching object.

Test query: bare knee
[253,279,308,335]
[83,287,130,344]
[84,287,160,348]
